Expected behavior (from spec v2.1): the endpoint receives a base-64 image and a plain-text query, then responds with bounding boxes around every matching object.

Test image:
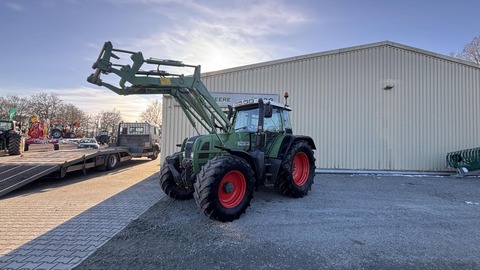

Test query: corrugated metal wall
[161,43,480,172]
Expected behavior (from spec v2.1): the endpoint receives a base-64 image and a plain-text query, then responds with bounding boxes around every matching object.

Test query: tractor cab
[231,98,293,153]
[0,120,13,132]
[232,99,292,134]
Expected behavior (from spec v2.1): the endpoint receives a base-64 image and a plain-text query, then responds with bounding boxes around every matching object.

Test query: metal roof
[203,41,480,77]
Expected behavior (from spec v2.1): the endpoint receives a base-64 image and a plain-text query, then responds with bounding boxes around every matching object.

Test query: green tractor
[88,42,316,221]
[0,108,27,155]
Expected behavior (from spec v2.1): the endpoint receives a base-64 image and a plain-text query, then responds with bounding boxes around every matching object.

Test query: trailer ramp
[0,149,128,197]
[0,164,59,197]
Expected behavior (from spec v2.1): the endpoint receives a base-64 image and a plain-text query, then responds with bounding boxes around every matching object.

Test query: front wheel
[160,152,193,200]
[194,155,254,222]
[149,147,159,160]
[275,140,316,198]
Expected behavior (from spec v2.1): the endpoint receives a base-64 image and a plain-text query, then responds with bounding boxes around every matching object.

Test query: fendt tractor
[0,108,28,155]
[87,42,317,221]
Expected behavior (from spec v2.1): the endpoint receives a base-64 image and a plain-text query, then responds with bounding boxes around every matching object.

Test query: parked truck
[87,41,316,221]
[116,122,161,160]
[0,121,161,197]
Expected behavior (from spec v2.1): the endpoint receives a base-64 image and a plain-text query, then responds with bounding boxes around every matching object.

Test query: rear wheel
[160,152,193,200]
[194,155,254,222]
[106,154,119,170]
[7,136,22,155]
[276,140,315,197]
[51,129,62,139]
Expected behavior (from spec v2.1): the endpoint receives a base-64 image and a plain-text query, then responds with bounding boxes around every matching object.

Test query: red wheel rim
[292,152,309,186]
[218,170,246,208]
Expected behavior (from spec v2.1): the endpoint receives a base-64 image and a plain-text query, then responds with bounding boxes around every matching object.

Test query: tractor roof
[233,99,291,111]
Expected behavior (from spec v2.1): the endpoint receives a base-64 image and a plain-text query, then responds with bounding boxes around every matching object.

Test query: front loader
[88,42,317,221]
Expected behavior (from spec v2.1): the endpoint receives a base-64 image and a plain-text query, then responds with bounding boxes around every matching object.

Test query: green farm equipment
[0,108,27,155]
[446,147,480,175]
[87,42,316,221]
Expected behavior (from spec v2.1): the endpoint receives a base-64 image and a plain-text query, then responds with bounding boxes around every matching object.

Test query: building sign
[212,93,279,107]
[173,92,279,107]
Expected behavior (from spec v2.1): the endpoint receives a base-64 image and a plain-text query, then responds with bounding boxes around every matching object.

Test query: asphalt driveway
[75,174,480,270]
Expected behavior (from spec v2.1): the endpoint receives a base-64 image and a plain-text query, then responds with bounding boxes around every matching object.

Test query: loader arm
[87,41,232,137]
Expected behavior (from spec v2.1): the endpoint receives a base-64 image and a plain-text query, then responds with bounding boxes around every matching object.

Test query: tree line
[0,92,162,137]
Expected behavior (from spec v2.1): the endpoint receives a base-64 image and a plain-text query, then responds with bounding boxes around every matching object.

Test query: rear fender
[278,135,316,161]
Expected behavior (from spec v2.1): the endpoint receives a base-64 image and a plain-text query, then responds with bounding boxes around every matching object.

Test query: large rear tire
[7,136,22,155]
[194,155,254,222]
[160,152,193,200]
[275,140,315,197]
[51,129,62,139]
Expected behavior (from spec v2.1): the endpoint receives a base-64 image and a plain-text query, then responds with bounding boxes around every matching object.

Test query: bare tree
[0,95,31,121]
[140,100,162,125]
[455,35,480,65]
[81,113,97,137]
[29,92,63,121]
[57,103,84,125]
[99,109,123,134]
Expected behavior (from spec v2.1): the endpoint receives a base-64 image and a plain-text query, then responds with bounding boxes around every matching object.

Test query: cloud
[105,0,310,72]
[5,2,24,11]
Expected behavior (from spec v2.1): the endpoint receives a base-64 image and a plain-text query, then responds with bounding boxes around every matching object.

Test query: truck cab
[116,122,161,160]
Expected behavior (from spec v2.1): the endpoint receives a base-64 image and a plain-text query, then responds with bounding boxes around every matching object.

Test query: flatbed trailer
[0,147,135,197]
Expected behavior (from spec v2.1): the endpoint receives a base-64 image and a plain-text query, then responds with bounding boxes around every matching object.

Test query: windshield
[0,121,12,131]
[233,108,259,132]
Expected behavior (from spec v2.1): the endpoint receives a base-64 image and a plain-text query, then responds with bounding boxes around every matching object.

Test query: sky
[0,0,479,121]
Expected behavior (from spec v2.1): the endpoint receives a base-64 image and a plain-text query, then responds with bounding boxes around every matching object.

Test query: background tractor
[88,42,317,221]
[50,121,79,139]
[0,108,28,155]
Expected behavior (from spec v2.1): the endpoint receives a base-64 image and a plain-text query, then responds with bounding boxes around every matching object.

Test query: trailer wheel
[7,136,22,155]
[106,154,119,170]
[276,140,316,198]
[160,152,193,200]
[194,155,254,222]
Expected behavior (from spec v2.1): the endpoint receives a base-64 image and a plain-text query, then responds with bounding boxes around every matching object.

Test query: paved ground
[0,159,162,270]
[1,162,480,270]
[75,174,480,270]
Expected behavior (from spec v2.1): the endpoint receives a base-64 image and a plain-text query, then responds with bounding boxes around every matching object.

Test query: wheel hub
[223,182,234,194]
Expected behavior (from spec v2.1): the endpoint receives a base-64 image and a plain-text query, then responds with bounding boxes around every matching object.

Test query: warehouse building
[161,41,480,172]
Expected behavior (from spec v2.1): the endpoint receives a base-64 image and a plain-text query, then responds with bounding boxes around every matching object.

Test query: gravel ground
[75,174,480,270]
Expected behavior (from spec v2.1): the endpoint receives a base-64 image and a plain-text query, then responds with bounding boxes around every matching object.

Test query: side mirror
[264,103,273,118]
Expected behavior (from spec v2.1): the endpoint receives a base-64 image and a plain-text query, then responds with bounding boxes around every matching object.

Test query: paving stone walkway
[0,161,163,270]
